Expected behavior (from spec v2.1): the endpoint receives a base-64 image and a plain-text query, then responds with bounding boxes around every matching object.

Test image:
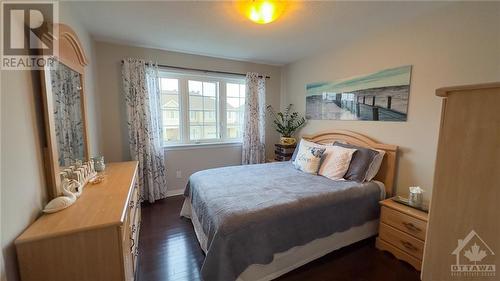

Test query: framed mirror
[40,24,89,198]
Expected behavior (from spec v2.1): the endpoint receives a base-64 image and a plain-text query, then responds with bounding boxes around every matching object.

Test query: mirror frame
[40,23,89,198]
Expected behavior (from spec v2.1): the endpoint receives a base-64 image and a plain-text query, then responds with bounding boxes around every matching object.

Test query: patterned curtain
[122,58,168,203]
[242,72,266,164]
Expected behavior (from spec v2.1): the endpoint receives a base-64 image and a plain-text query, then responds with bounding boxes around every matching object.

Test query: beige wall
[1,69,47,281]
[282,2,500,201]
[164,144,243,193]
[94,41,281,193]
[0,3,100,280]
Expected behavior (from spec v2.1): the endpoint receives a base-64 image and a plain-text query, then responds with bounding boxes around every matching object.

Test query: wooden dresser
[16,161,141,281]
[376,198,428,270]
[422,83,500,281]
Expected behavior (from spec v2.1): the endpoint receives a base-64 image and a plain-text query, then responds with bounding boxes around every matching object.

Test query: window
[159,78,180,142]
[226,83,245,139]
[159,70,246,146]
[188,80,218,141]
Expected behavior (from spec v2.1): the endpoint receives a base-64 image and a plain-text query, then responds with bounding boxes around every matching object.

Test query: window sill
[163,141,243,151]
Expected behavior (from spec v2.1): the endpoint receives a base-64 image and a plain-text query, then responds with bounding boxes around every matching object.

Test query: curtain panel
[242,72,266,164]
[122,58,168,203]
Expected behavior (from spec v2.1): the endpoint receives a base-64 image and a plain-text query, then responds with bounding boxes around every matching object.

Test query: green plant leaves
[266,104,306,137]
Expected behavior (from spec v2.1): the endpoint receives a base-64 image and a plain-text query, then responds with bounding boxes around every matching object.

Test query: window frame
[158,70,246,147]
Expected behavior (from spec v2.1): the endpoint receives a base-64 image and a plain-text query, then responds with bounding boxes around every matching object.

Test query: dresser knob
[130,237,135,252]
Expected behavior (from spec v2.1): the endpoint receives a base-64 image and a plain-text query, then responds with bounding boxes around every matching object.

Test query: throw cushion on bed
[291,139,326,163]
[318,146,357,180]
[333,142,379,182]
[293,143,326,174]
[365,149,386,181]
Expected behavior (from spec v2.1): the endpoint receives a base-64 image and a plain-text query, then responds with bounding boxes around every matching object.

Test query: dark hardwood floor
[138,196,420,281]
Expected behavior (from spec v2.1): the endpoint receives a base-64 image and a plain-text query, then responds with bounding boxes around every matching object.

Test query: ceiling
[66,1,449,65]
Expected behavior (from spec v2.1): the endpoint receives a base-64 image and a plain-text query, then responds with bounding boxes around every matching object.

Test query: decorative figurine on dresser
[43,160,97,213]
[15,23,142,281]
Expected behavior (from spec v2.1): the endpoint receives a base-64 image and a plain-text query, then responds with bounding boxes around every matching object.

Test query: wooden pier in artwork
[336,95,407,121]
[305,85,410,121]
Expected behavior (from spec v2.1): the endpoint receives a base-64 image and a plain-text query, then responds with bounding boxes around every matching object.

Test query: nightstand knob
[402,222,421,232]
[401,240,418,251]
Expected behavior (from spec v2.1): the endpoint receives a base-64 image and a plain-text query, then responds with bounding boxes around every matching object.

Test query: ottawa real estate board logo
[1,1,58,70]
[451,230,496,277]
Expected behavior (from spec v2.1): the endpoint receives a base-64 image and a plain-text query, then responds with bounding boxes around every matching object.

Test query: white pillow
[293,142,326,174]
[292,139,326,163]
[318,146,357,180]
[365,149,386,181]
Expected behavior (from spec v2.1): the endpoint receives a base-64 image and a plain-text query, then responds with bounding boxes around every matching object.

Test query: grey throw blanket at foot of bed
[183,162,382,281]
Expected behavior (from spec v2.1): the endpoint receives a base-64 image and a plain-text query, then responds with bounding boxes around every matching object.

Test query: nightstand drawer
[379,223,424,260]
[381,206,427,240]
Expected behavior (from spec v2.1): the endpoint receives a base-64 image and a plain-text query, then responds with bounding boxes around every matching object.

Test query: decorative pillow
[293,143,326,174]
[333,142,379,182]
[291,139,325,163]
[365,149,386,181]
[318,146,357,180]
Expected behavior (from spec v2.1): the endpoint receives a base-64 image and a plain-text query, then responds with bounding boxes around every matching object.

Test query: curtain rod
[120,60,270,79]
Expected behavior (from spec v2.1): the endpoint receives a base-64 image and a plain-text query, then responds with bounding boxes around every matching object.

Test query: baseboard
[166,189,185,197]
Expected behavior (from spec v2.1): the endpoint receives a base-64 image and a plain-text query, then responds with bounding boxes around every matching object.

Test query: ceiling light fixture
[240,1,286,24]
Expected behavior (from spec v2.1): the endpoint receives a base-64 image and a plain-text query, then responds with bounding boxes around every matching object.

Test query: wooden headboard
[303,130,398,197]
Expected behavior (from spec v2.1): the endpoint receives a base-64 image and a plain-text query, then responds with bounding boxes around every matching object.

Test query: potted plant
[267,104,306,145]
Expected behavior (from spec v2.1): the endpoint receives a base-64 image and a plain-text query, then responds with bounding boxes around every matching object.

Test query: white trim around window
[158,69,246,147]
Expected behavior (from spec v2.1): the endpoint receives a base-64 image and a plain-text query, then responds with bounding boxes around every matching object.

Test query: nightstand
[376,198,428,271]
[274,143,296,161]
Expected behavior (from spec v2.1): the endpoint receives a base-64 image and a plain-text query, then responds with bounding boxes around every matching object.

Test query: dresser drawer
[129,188,139,227]
[376,238,422,270]
[130,185,139,208]
[121,184,139,240]
[379,223,424,260]
[381,206,427,240]
[131,206,141,271]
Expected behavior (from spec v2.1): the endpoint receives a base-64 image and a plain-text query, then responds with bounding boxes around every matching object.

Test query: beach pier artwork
[306,65,412,121]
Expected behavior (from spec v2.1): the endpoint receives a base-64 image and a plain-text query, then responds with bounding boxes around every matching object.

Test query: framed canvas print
[306,65,412,121]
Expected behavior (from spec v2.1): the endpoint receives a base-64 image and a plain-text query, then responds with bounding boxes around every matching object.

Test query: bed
[180,130,398,281]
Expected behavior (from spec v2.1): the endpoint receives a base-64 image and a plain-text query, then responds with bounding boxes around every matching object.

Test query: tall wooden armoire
[422,83,500,281]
